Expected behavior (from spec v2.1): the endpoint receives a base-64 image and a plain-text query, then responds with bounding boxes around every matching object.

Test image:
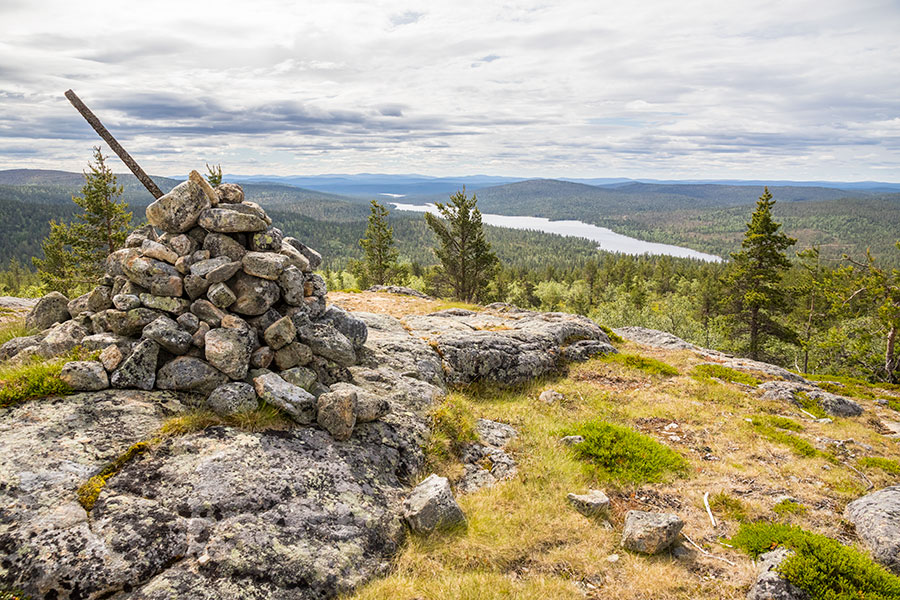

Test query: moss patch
[691,363,760,386]
[773,499,807,517]
[858,456,900,475]
[598,324,624,344]
[0,357,73,408]
[560,419,689,484]
[749,417,818,457]
[794,391,828,419]
[731,522,900,599]
[709,491,749,523]
[598,352,679,377]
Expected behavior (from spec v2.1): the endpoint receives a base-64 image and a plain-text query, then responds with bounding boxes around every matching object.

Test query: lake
[390,202,722,262]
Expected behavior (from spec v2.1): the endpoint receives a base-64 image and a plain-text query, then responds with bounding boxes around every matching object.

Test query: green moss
[759,414,805,432]
[560,419,689,484]
[888,399,900,413]
[0,358,72,408]
[805,374,900,402]
[858,456,900,475]
[749,418,818,457]
[794,391,828,419]
[77,440,155,511]
[599,352,679,377]
[598,324,624,345]
[691,363,760,386]
[773,499,807,517]
[709,491,749,523]
[730,522,900,599]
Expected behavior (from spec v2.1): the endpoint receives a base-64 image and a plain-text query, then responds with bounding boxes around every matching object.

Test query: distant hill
[227,173,523,198]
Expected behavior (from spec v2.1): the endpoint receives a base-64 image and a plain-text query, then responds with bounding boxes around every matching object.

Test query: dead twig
[681,532,737,567]
[703,491,717,528]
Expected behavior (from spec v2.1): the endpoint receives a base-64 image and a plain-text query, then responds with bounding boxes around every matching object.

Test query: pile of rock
[1,171,382,440]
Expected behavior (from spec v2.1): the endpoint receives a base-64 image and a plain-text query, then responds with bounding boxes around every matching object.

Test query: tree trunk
[886,325,898,383]
[749,306,759,361]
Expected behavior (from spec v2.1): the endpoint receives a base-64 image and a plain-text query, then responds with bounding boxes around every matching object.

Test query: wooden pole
[64,89,164,199]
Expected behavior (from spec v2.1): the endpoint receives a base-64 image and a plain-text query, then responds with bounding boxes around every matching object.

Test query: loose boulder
[844,486,900,573]
[403,474,466,533]
[59,361,109,391]
[25,291,70,330]
[567,490,610,517]
[621,511,684,554]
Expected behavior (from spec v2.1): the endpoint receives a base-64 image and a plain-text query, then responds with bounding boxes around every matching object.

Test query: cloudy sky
[0,0,898,180]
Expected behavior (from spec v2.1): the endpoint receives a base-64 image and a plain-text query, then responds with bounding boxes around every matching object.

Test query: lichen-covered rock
[100,344,124,371]
[278,264,306,305]
[230,271,281,316]
[113,293,142,311]
[60,361,109,391]
[844,486,900,573]
[207,282,237,308]
[242,251,288,280]
[198,207,267,233]
[39,320,88,356]
[142,316,192,355]
[202,232,247,262]
[317,389,357,441]
[205,259,242,283]
[621,511,683,554]
[215,182,244,203]
[25,291,70,330]
[758,381,863,417]
[204,328,251,380]
[250,226,284,252]
[111,339,159,390]
[567,490,610,517]
[299,322,357,367]
[253,372,317,424]
[66,291,91,318]
[107,308,162,337]
[403,474,466,533]
[746,548,809,600]
[264,315,296,350]
[122,254,183,297]
[139,292,190,314]
[321,305,368,349]
[145,178,211,233]
[206,381,258,415]
[141,239,178,264]
[155,357,229,395]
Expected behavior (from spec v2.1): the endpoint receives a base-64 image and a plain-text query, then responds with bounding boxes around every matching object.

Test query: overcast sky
[0,0,898,180]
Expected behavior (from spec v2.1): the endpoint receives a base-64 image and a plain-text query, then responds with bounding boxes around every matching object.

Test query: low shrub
[858,456,900,475]
[0,358,72,408]
[560,419,689,484]
[709,491,749,522]
[598,324,624,344]
[691,364,760,386]
[599,352,678,377]
[731,522,900,599]
[773,499,807,517]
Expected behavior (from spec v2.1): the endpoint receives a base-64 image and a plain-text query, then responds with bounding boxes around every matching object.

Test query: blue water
[391,202,722,262]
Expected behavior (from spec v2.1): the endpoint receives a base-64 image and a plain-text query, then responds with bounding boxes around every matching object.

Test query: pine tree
[359,200,399,286]
[34,147,132,295]
[206,163,223,187]
[722,187,797,360]
[424,187,499,302]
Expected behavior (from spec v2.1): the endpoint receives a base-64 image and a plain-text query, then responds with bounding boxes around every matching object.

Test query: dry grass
[345,337,899,600]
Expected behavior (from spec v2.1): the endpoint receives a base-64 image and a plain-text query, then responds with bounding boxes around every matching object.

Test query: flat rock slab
[844,486,900,574]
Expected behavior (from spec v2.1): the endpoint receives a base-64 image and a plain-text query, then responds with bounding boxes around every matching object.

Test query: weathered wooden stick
[64,89,164,199]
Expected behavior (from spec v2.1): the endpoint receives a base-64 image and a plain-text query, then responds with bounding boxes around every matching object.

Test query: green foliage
[691,363,760,386]
[424,188,499,302]
[560,419,689,484]
[749,417,818,457]
[757,414,804,432]
[599,324,623,344]
[0,320,32,346]
[858,456,900,475]
[730,522,900,599]
[599,352,679,377]
[722,187,798,360]
[206,163,223,187]
[32,148,132,295]
[0,356,73,408]
[708,491,749,522]
[0,589,31,600]
[794,391,828,419]
[426,396,478,468]
[359,200,401,287]
[773,499,807,517]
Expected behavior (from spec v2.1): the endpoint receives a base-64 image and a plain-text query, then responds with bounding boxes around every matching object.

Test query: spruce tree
[424,187,499,302]
[359,199,399,286]
[34,147,132,295]
[722,187,797,360]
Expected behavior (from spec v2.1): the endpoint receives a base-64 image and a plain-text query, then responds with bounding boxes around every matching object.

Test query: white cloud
[0,0,897,180]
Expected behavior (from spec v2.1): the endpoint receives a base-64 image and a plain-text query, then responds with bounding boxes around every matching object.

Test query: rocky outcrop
[844,486,900,574]
[759,381,863,417]
[458,418,518,493]
[746,548,809,600]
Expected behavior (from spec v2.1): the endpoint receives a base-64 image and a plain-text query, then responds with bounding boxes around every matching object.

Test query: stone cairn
[3,171,380,441]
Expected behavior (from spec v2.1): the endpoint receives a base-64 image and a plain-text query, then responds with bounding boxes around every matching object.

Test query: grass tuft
[560,419,689,484]
[773,499,807,517]
[598,352,678,377]
[749,417,818,457]
[426,395,478,473]
[691,363,760,386]
[858,456,900,475]
[731,522,900,599]
[709,491,749,523]
[0,320,32,346]
[0,357,73,408]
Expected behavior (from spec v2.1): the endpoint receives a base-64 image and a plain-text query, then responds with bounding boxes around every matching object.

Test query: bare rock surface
[621,510,684,554]
[844,486,900,574]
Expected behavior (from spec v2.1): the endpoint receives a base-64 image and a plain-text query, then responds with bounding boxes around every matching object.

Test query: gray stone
[189,256,233,278]
[202,232,247,262]
[299,323,356,367]
[0,333,44,361]
[746,548,809,600]
[176,312,200,333]
[215,182,244,203]
[121,253,183,297]
[403,474,466,533]
[475,418,517,448]
[567,490,610,517]
[80,333,132,353]
[264,316,296,350]
[206,382,258,415]
[145,178,211,233]
[759,381,863,417]
[192,321,210,348]
[317,389,357,441]
[242,251,288,280]
[205,260,242,284]
[107,308,162,336]
[66,293,92,318]
[250,227,284,252]
[87,286,113,312]
[99,344,124,371]
[278,265,306,305]
[142,316,192,355]
[40,320,88,356]
[278,241,311,271]
[844,486,900,573]
[156,357,229,395]
[140,239,178,264]
[562,339,616,361]
[183,274,210,300]
[25,291,70,330]
[274,341,314,370]
[191,299,226,327]
[280,365,317,391]
[106,247,141,278]
[253,372,317,424]
[540,389,565,404]
[560,435,585,446]
[250,345,274,369]
[60,361,109,391]
[367,284,431,299]
[230,272,281,316]
[112,293,141,311]
[139,293,190,314]
[207,282,237,309]
[168,233,196,257]
[284,237,322,270]
[621,511,684,554]
[125,223,158,247]
[111,339,159,390]
[321,305,368,349]
[198,207,267,233]
[327,382,390,423]
[205,327,252,380]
